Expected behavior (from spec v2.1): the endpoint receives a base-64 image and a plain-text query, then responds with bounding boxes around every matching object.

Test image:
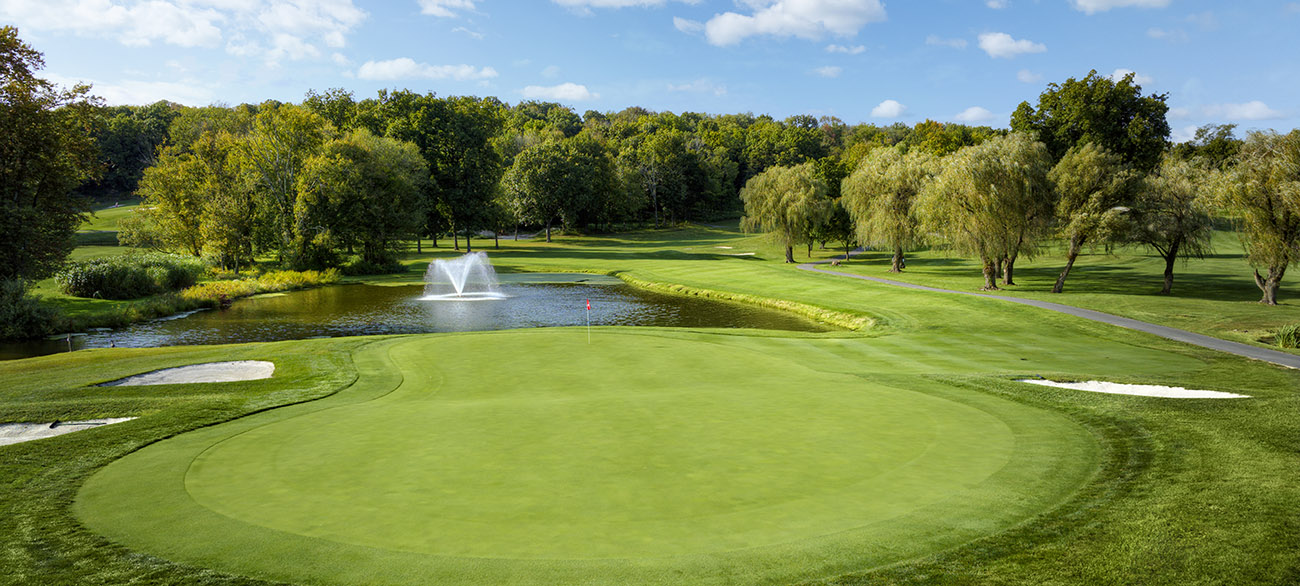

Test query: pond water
[2,281,832,361]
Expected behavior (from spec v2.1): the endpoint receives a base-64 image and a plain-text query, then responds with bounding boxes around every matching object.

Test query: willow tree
[1130,157,1214,295]
[1048,142,1137,293]
[1221,130,1300,305]
[917,133,1053,290]
[840,147,934,271]
[740,162,832,263]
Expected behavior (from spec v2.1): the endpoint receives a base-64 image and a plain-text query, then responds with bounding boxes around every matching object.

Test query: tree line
[741,71,1299,304]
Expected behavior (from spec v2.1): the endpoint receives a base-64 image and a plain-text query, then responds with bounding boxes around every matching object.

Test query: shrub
[0,279,62,339]
[179,269,341,307]
[1276,323,1300,349]
[342,258,408,276]
[54,254,205,299]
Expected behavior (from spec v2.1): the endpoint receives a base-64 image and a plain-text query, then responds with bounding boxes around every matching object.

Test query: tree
[917,133,1053,290]
[134,148,207,256]
[0,27,101,282]
[1171,124,1242,170]
[296,129,427,267]
[1011,70,1170,172]
[238,103,331,263]
[502,136,618,242]
[1048,142,1138,293]
[841,147,934,272]
[1130,157,1214,294]
[740,162,832,263]
[1220,130,1300,305]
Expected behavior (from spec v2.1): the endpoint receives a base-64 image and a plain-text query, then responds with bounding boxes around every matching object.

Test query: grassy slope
[2,224,1297,585]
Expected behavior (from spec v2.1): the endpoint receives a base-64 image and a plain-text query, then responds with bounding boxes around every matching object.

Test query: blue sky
[4,0,1297,141]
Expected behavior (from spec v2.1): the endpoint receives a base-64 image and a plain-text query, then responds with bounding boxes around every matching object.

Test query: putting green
[78,329,1099,585]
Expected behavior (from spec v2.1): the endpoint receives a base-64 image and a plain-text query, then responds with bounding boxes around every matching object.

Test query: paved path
[798,255,1300,370]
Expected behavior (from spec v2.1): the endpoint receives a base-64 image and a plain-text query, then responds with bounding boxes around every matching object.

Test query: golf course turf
[4,224,1299,585]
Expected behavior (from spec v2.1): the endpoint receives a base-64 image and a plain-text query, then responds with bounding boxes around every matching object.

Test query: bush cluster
[1275,323,1300,349]
[54,254,206,300]
[0,279,62,339]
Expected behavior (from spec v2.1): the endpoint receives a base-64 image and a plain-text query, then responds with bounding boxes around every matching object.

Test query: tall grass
[1275,323,1300,349]
[54,253,205,299]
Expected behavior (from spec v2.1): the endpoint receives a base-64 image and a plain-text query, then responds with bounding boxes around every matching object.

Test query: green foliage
[0,27,101,281]
[841,147,935,271]
[1011,69,1170,171]
[1171,124,1242,170]
[740,162,832,263]
[1130,156,1215,293]
[918,133,1053,289]
[77,101,179,199]
[1047,142,1138,292]
[178,269,340,306]
[0,278,60,339]
[1220,130,1300,304]
[502,135,619,241]
[1274,323,1300,349]
[54,253,206,300]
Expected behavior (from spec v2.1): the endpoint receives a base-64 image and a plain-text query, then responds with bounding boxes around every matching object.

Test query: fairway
[77,329,1101,585]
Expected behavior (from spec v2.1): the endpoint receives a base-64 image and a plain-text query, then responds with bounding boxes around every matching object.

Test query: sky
[3,0,1297,142]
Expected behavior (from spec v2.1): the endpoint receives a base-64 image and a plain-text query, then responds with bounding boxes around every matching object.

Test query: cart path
[797,255,1300,370]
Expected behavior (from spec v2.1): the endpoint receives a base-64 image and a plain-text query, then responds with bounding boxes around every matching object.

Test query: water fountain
[420,252,507,301]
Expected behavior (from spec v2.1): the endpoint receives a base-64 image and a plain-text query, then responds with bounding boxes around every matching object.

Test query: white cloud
[673,16,704,34]
[813,65,842,78]
[1201,101,1284,121]
[541,65,561,78]
[452,26,484,39]
[1168,107,1192,119]
[521,82,599,101]
[1171,125,1198,143]
[1069,0,1169,15]
[667,78,727,96]
[699,0,887,47]
[986,0,1007,8]
[954,106,994,123]
[1288,3,1300,14]
[418,0,476,18]
[357,58,499,81]
[555,0,696,13]
[46,72,214,106]
[1110,68,1153,85]
[1146,27,1187,42]
[925,35,967,49]
[871,99,906,118]
[0,0,367,64]
[1185,11,1218,30]
[331,52,351,66]
[977,32,1045,58]
[1016,69,1043,83]
[826,44,865,54]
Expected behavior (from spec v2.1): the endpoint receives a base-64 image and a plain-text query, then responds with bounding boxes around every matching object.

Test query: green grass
[2,223,1299,585]
[812,228,1300,352]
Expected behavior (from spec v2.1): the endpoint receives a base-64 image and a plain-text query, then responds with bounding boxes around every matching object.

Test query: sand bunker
[1018,379,1249,399]
[101,361,275,386]
[0,418,136,447]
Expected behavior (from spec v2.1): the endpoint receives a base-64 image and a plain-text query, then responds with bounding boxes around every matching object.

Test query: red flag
[586,299,591,311]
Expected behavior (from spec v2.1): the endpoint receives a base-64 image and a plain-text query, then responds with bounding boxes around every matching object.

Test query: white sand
[1018,379,1249,399]
[715,246,734,249]
[0,418,136,446]
[100,360,275,386]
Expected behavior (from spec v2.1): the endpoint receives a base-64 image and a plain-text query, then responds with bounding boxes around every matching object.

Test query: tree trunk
[980,255,999,290]
[1003,253,1017,285]
[1052,236,1085,293]
[784,245,794,263]
[514,225,519,240]
[416,238,422,254]
[844,243,852,263]
[807,241,813,258]
[650,183,659,227]
[889,245,904,272]
[453,231,460,251]
[465,233,471,253]
[1255,266,1286,305]
[545,220,552,243]
[432,234,438,248]
[1160,238,1181,295]
[494,231,499,248]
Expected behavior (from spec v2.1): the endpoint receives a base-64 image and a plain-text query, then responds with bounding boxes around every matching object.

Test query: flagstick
[586,299,591,344]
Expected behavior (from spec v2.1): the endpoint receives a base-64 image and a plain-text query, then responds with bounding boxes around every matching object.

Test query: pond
[2,278,832,361]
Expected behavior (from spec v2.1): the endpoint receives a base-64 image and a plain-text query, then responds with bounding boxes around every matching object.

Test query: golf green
[77,329,1099,585]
